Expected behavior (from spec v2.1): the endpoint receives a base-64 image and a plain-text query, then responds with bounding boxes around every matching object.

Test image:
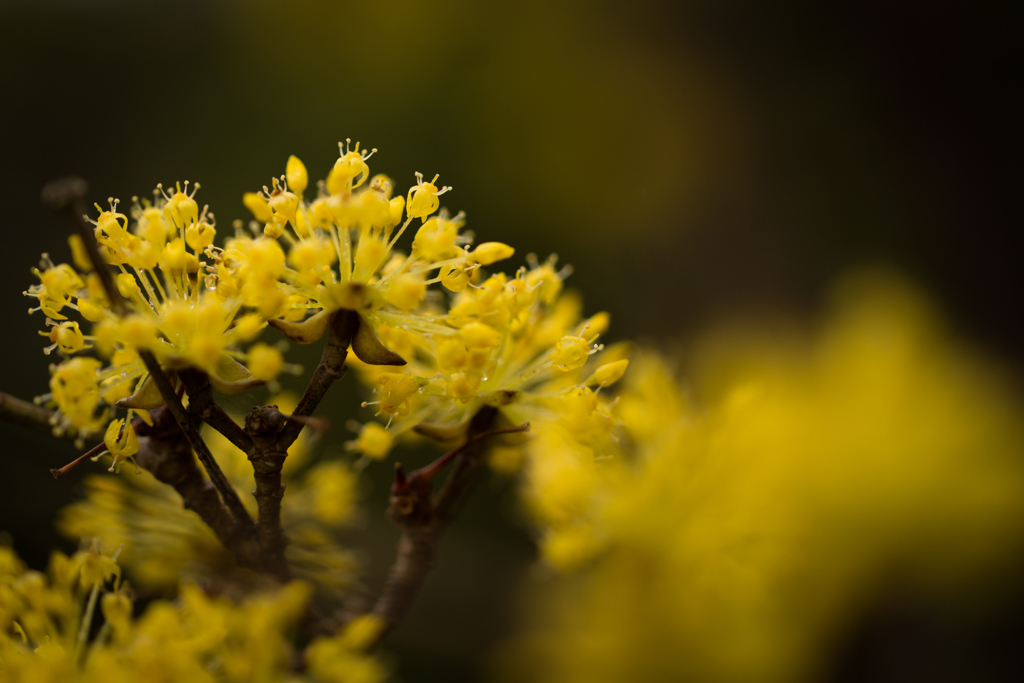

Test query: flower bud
[286,155,308,195]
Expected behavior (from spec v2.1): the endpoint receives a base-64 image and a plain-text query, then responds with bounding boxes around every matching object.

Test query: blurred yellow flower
[501,272,1024,683]
[0,544,378,683]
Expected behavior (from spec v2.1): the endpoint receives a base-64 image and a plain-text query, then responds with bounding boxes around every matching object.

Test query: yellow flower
[0,544,366,683]
[586,359,629,388]
[552,334,594,372]
[406,172,451,221]
[346,422,395,460]
[103,418,139,472]
[504,273,1024,683]
[247,343,285,381]
[47,356,106,435]
[77,545,122,587]
[306,615,387,683]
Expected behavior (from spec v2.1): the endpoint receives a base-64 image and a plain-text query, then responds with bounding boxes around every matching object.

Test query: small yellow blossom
[406,172,451,221]
[552,334,593,372]
[44,320,89,355]
[307,462,358,525]
[306,615,387,683]
[247,343,285,381]
[347,422,395,460]
[77,546,121,587]
[244,191,274,223]
[103,418,139,471]
[372,373,422,417]
[48,356,105,434]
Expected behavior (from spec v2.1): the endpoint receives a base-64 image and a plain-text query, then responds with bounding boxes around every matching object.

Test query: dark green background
[1,1,1019,680]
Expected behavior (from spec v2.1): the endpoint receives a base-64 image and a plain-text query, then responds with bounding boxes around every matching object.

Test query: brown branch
[0,392,57,436]
[432,409,530,526]
[244,406,292,580]
[138,352,256,536]
[1,393,105,450]
[49,440,108,479]
[371,524,436,638]
[132,406,262,569]
[277,310,358,450]
[238,309,358,580]
[179,368,254,454]
[367,408,530,645]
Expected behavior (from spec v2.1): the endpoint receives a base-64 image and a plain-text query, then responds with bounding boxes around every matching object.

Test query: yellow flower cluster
[349,269,629,429]
[234,143,634,507]
[60,396,359,596]
[23,140,647,679]
[500,273,1024,683]
[339,280,633,571]
[25,185,291,465]
[242,141,516,345]
[338,269,634,557]
[27,140,627,477]
[46,142,637,619]
[0,544,383,683]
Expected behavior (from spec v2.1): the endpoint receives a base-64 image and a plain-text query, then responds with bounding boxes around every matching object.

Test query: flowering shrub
[3,145,1023,682]
[3,142,630,680]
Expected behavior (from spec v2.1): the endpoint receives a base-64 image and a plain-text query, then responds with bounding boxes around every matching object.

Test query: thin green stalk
[76,582,101,663]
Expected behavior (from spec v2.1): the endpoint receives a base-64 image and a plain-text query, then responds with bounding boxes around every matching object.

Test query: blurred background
[0,1,1019,680]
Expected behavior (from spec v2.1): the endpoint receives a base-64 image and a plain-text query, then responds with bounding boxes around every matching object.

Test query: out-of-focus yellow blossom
[48,356,106,435]
[345,422,394,461]
[488,445,526,476]
[24,186,293,451]
[246,343,285,382]
[0,544,379,683]
[306,615,387,683]
[500,273,1024,683]
[59,395,359,596]
[1,543,129,681]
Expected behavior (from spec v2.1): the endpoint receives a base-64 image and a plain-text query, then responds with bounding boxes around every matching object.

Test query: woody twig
[366,407,530,646]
